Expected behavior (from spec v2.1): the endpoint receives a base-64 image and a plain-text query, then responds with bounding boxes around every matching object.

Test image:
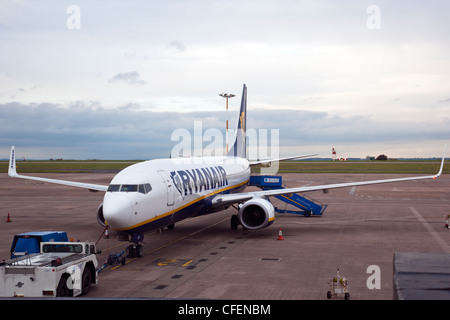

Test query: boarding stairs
[249,175,327,217]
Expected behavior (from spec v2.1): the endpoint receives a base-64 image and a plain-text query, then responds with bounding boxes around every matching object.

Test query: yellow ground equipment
[327,268,350,300]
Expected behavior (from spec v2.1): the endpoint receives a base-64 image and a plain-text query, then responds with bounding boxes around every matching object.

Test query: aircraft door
[158,170,175,206]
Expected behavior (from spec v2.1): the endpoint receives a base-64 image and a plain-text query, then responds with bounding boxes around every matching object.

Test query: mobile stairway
[249,175,327,217]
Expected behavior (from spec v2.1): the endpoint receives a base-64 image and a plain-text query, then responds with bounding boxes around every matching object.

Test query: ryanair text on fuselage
[170,166,228,196]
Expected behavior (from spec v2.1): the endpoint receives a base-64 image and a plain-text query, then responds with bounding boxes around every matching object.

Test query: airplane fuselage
[101,156,250,235]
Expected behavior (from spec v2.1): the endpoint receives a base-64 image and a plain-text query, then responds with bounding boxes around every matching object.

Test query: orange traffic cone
[277,228,284,240]
[6,213,11,223]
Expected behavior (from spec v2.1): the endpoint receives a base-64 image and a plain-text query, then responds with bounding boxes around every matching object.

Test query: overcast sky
[1,0,449,159]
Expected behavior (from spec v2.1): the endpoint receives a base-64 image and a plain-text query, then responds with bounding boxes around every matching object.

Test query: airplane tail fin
[227,84,247,158]
[8,146,18,177]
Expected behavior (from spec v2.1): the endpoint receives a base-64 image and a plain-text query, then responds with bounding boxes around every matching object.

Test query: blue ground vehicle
[10,231,68,258]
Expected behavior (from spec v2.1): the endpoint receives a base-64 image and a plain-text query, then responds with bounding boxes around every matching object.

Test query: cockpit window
[121,185,138,192]
[108,183,152,194]
[139,183,152,194]
[107,184,121,192]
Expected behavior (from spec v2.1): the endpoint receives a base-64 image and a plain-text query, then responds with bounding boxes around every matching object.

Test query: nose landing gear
[126,233,145,258]
[127,243,143,258]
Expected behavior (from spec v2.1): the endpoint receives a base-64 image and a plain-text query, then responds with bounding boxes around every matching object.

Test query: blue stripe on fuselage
[118,179,247,235]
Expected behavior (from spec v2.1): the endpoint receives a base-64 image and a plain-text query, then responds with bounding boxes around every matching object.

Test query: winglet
[434,144,447,178]
[8,146,18,177]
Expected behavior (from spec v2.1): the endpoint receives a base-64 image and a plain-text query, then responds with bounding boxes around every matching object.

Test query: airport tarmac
[0,172,449,300]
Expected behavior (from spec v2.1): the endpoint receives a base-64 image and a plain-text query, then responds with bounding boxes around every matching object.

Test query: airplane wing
[213,147,446,206]
[8,146,109,192]
[249,153,318,166]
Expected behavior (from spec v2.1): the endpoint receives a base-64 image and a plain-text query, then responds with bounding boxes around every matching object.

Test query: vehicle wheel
[136,244,143,258]
[56,275,70,297]
[127,245,136,258]
[345,293,350,300]
[121,257,126,265]
[167,223,175,230]
[231,215,239,230]
[81,268,92,295]
[326,291,332,299]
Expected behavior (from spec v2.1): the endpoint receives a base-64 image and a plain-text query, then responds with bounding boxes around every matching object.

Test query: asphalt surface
[1,172,449,300]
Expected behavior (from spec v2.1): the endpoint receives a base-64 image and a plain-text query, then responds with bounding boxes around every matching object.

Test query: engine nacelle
[238,198,275,230]
[97,203,106,227]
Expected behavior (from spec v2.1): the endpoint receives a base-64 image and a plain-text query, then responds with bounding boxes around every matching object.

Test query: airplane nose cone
[103,193,133,230]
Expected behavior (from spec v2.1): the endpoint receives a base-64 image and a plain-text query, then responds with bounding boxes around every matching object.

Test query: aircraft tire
[231,215,239,230]
[127,245,136,258]
[136,244,143,258]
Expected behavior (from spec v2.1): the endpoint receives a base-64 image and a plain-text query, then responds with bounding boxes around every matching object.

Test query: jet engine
[238,198,275,230]
[97,203,106,227]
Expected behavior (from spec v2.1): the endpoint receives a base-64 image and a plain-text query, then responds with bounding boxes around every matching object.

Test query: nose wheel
[126,233,145,258]
[127,244,143,258]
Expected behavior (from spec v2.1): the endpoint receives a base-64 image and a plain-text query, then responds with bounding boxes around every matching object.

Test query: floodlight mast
[219,93,235,153]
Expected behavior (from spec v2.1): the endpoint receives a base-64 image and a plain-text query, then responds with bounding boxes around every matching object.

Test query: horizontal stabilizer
[249,153,318,166]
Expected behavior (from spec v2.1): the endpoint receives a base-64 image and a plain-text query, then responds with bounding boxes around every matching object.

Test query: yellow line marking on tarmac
[182,260,193,267]
[101,215,205,252]
[109,216,230,271]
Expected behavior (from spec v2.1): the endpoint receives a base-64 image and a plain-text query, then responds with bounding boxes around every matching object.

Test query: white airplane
[8,84,446,257]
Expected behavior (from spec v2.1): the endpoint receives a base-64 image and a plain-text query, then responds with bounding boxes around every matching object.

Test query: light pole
[219,92,235,153]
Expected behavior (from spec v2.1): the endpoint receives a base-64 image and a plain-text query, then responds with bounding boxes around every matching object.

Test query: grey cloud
[436,98,450,105]
[167,41,186,51]
[247,109,450,148]
[108,71,146,86]
[0,102,224,159]
[1,102,449,159]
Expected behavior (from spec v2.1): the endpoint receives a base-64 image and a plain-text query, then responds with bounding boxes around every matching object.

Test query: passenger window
[139,185,145,194]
